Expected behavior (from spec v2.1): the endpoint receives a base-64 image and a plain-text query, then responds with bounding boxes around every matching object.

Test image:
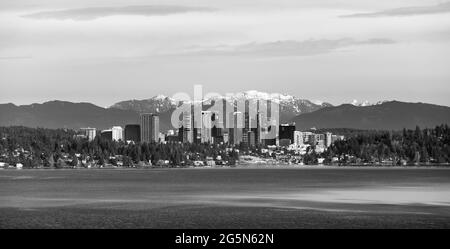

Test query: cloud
[22,5,214,21]
[342,2,450,18]
[175,38,395,57]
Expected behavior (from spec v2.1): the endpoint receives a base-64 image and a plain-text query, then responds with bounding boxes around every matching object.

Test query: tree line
[0,126,239,168]
[0,125,449,167]
[319,125,450,165]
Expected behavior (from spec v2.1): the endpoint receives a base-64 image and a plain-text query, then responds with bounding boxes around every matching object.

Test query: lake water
[1,167,450,228]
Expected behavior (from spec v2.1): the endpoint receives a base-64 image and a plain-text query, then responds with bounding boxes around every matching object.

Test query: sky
[0,0,449,107]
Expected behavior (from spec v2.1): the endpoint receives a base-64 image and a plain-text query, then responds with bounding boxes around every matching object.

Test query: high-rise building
[201,111,212,143]
[211,111,223,143]
[232,111,243,145]
[257,112,266,144]
[279,123,296,145]
[259,119,277,146]
[227,111,235,145]
[124,124,140,143]
[111,126,123,141]
[248,131,256,146]
[252,102,262,145]
[181,110,193,143]
[243,99,257,146]
[152,115,159,142]
[80,127,96,141]
[140,113,159,143]
[258,100,280,146]
[242,132,248,146]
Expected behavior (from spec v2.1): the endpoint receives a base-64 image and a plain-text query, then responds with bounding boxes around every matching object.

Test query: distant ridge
[291,101,450,130]
[1,99,449,131]
[0,100,139,130]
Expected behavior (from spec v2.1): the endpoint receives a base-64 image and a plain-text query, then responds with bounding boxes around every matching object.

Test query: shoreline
[1,164,450,170]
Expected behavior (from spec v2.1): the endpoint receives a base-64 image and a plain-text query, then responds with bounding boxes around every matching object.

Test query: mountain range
[111,91,333,122]
[1,91,449,131]
[292,101,450,130]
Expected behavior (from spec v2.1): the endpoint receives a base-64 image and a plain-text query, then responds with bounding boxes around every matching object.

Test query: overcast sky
[0,0,449,107]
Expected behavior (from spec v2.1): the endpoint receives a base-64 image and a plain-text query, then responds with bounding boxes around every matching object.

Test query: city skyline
[0,0,449,107]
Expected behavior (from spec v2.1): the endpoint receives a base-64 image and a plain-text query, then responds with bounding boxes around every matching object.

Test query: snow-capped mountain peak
[351,99,371,107]
[110,90,334,119]
[311,100,324,105]
[153,94,168,100]
[350,99,391,107]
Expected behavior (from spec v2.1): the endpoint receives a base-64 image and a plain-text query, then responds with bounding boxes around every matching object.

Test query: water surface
[1,167,449,228]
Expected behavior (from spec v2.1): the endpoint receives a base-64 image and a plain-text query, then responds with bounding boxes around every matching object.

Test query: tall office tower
[124,124,140,142]
[243,100,249,146]
[243,99,257,146]
[80,127,96,141]
[140,113,160,143]
[211,111,223,143]
[248,131,256,146]
[201,111,212,143]
[227,110,235,145]
[221,98,227,135]
[182,110,193,143]
[191,104,202,144]
[254,108,261,145]
[211,125,222,141]
[325,132,332,147]
[151,115,159,142]
[242,132,248,146]
[248,101,258,146]
[193,128,201,144]
[257,112,266,144]
[233,111,243,145]
[111,126,123,141]
[223,98,235,143]
[294,131,303,146]
[258,112,277,146]
[101,129,113,141]
[279,123,296,144]
[254,99,262,145]
[259,99,280,146]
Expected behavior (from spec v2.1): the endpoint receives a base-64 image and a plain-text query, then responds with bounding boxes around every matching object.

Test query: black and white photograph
[0,0,450,242]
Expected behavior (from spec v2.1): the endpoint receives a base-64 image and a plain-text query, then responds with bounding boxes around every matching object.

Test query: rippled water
[1,167,450,228]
